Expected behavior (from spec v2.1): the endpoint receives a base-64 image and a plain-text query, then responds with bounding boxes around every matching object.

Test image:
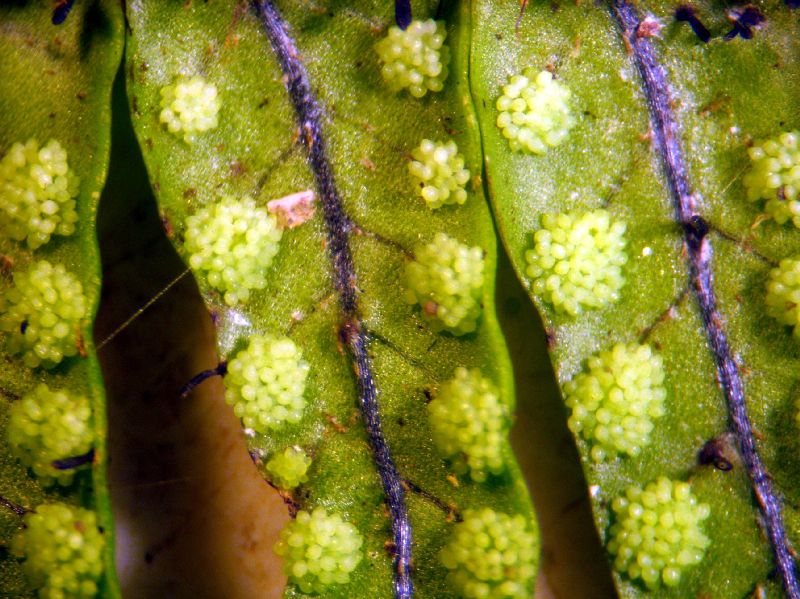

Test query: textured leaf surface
[473,0,800,596]
[125,1,536,597]
[0,2,124,596]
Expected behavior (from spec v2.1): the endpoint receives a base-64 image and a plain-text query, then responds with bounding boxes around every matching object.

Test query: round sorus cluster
[11,502,105,598]
[408,139,471,209]
[265,446,311,490]
[224,334,309,433]
[7,383,93,486]
[405,232,485,335]
[742,131,800,227]
[428,367,509,481]
[0,260,87,368]
[440,508,537,598]
[495,69,575,155]
[525,209,627,316]
[274,507,363,594]
[375,19,449,98]
[564,343,666,462]
[765,257,800,339]
[184,196,282,306]
[0,138,80,249]
[608,476,711,589]
[159,76,220,143]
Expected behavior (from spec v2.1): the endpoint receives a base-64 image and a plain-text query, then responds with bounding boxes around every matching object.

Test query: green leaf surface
[125,1,536,597]
[0,2,124,597]
[472,0,800,596]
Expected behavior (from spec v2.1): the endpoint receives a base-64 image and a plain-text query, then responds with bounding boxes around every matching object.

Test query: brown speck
[76,91,87,100]
[622,34,633,56]
[570,37,582,59]
[698,435,735,471]
[360,157,376,170]
[229,161,248,177]
[160,213,174,238]
[267,190,316,229]
[423,301,438,317]
[545,329,556,349]
[325,414,348,433]
[446,474,460,488]
[698,96,731,118]
[76,331,87,358]
[182,188,197,199]
[636,16,663,39]
[0,255,14,278]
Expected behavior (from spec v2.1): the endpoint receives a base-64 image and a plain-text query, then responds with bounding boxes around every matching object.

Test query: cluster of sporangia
[748,130,800,345]
[0,137,104,596]
[14,11,799,599]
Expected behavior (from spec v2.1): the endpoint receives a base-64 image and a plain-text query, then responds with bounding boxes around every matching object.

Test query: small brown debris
[423,301,438,317]
[636,16,663,38]
[325,414,348,433]
[267,190,316,229]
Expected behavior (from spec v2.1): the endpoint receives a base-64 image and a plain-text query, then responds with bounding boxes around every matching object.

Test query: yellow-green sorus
[608,477,711,589]
[274,507,363,594]
[565,343,666,462]
[742,130,800,227]
[224,334,309,433]
[265,446,311,490]
[159,76,220,143]
[495,69,575,155]
[428,367,509,481]
[405,232,485,335]
[440,508,537,598]
[7,383,93,486]
[12,503,105,599]
[0,139,80,249]
[184,196,282,306]
[525,209,627,316]
[375,19,449,98]
[408,139,470,209]
[0,260,87,369]
[766,256,800,340]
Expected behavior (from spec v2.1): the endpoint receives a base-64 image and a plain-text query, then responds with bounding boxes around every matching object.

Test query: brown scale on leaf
[698,95,732,118]
[325,413,348,433]
[636,16,663,39]
[160,212,174,238]
[76,329,87,358]
[423,300,438,317]
[698,434,736,471]
[0,254,13,279]
[229,160,248,178]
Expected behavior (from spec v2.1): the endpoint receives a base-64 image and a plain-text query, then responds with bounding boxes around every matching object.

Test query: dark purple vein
[254,2,413,598]
[611,3,799,597]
